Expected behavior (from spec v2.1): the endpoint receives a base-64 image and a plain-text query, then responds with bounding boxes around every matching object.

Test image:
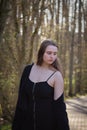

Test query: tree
[0,0,87,122]
[0,0,11,43]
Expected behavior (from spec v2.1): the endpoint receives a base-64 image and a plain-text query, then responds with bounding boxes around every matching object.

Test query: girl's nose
[50,54,54,58]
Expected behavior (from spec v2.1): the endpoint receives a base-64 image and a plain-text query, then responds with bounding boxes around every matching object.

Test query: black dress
[12,64,70,130]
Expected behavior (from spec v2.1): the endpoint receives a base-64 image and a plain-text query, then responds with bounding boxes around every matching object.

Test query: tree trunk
[68,0,77,96]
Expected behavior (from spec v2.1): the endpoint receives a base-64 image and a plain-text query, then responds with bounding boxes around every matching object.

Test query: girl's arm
[53,71,70,130]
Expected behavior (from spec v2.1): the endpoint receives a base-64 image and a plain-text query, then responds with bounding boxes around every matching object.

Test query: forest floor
[66,95,87,130]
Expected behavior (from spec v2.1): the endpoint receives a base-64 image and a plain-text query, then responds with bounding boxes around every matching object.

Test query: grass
[0,124,11,130]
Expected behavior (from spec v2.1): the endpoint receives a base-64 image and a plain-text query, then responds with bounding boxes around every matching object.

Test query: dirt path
[66,95,87,130]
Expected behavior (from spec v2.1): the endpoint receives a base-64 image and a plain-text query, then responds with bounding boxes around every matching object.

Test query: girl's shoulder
[24,63,34,70]
[54,70,63,81]
[21,63,34,77]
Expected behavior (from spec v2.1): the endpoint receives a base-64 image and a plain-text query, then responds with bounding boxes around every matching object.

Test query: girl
[12,39,70,130]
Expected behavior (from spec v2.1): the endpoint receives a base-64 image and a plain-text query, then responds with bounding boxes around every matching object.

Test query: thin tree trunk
[68,0,77,96]
[0,0,11,43]
[75,0,82,94]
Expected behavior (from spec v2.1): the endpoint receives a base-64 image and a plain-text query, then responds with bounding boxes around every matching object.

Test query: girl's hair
[36,39,62,74]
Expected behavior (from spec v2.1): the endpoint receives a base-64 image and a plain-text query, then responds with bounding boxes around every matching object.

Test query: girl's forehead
[45,45,58,51]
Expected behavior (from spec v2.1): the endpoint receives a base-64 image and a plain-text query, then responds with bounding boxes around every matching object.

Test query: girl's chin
[47,61,54,64]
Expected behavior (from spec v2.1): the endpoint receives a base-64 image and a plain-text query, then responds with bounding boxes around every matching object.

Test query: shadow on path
[66,101,87,114]
[66,96,87,130]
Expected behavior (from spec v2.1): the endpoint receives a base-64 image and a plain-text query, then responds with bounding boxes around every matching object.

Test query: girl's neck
[35,63,54,71]
[41,63,50,69]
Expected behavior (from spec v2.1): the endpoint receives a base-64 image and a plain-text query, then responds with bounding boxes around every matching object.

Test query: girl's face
[43,45,58,65]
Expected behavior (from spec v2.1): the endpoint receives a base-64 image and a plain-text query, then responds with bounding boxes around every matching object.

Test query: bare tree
[68,0,77,96]
[0,0,11,43]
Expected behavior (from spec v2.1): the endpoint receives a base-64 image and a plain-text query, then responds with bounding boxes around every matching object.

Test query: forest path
[66,95,87,130]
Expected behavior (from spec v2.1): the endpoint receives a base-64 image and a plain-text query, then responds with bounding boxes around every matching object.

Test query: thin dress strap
[46,71,56,82]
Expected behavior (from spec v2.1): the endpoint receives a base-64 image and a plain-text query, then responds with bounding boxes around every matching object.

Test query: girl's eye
[54,53,57,55]
[46,52,57,55]
[47,52,52,54]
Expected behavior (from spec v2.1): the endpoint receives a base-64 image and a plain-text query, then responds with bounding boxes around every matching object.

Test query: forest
[0,0,87,125]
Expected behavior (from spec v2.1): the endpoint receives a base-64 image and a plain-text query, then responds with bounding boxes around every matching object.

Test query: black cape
[12,64,70,130]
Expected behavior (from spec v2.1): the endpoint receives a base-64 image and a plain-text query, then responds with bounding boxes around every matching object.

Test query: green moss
[0,124,11,130]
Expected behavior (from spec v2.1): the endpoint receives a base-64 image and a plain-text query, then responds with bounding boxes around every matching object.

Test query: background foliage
[0,0,87,124]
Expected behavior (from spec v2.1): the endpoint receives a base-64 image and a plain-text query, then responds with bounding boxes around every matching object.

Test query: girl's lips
[48,60,54,62]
